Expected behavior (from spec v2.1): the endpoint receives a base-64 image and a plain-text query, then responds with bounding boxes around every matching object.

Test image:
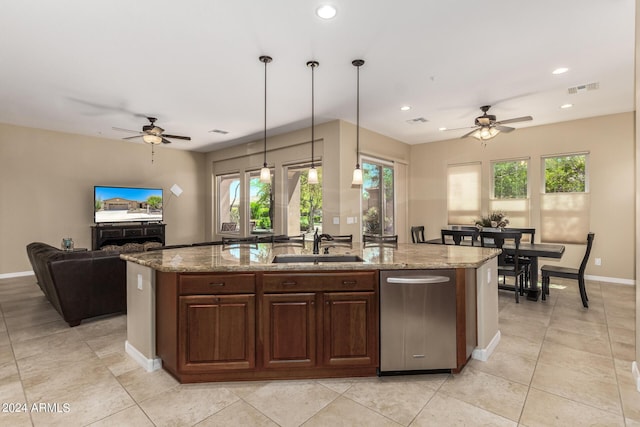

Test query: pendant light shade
[351,59,365,186]
[259,55,272,183]
[307,60,319,185]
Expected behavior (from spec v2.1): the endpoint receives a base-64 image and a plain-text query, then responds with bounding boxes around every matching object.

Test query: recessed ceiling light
[400,105,411,111]
[438,127,447,131]
[560,103,573,109]
[316,5,337,19]
[552,67,569,75]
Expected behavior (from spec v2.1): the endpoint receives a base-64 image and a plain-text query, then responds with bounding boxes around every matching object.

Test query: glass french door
[361,158,394,235]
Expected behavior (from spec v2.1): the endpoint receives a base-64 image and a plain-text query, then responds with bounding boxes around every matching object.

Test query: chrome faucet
[313,229,333,254]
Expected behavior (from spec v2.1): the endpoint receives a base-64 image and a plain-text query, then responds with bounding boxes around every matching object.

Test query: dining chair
[479,230,526,303]
[504,227,536,286]
[363,234,398,247]
[441,229,478,246]
[331,234,353,243]
[541,232,595,308]
[271,234,306,247]
[410,226,425,243]
[221,236,258,245]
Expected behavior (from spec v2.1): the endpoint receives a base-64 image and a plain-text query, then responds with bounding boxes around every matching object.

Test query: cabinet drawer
[145,226,163,236]
[263,271,376,292]
[99,228,122,238]
[123,228,143,237]
[179,274,256,295]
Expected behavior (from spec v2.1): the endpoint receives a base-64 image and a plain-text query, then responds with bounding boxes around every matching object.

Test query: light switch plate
[346,217,354,224]
[137,274,143,290]
[333,216,339,225]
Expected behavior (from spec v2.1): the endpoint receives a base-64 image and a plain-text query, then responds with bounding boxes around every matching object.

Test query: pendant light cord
[352,59,364,168]
[356,63,360,169]
[263,58,268,168]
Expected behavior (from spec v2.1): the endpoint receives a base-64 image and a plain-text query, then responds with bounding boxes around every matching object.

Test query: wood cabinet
[178,294,255,372]
[261,271,378,374]
[91,223,165,249]
[155,272,256,381]
[156,269,378,382]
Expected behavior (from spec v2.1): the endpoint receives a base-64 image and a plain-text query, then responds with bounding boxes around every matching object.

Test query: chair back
[441,229,478,245]
[505,227,535,243]
[479,230,522,267]
[222,236,258,245]
[579,233,596,274]
[410,226,425,243]
[363,234,398,247]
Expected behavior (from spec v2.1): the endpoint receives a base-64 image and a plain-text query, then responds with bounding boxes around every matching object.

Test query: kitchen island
[121,242,500,383]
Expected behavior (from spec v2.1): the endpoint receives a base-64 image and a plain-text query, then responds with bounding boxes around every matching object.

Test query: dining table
[502,242,565,301]
[424,236,565,301]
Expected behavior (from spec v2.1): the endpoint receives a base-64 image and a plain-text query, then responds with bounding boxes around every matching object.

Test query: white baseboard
[0,271,34,280]
[584,274,635,286]
[125,341,162,372]
[633,361,640,393]
[472,330,501,362]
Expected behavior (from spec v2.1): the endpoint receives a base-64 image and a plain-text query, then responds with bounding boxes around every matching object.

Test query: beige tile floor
[0,275,638,426]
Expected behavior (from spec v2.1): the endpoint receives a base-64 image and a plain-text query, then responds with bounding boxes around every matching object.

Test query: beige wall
[409,112,635,282]
[0,123,206,274]
[205,119,411,242]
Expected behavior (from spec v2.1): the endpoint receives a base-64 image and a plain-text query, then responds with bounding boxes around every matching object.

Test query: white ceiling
[0,0,635,153]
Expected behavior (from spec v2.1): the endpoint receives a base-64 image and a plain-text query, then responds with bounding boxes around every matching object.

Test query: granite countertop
[120,242,500,273]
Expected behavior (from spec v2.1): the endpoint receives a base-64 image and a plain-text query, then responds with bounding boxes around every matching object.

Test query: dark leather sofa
[26,242,126,327]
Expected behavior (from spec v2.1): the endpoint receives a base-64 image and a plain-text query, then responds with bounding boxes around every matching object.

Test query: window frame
[361,155,395,236]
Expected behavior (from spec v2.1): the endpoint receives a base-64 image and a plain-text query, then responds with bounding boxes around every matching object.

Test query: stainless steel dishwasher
[379,269,457,374]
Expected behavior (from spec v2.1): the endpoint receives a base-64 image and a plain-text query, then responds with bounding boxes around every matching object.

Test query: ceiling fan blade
[444,125,475,132]
[460,128,478,138]
[161,137,173,144]
[123,135,143,140]
[162,134,191,141]
[495,125,515,133]
[496,116,532,125]
[112,126,142,134]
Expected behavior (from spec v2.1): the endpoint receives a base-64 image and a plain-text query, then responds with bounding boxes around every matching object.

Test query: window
[362,158,394,235]
[447,162,481,225]
[284,163,323,238]
[217,173,240,233]
[490,159,529,227]
[541,153,590,243]
[248,170,273,233]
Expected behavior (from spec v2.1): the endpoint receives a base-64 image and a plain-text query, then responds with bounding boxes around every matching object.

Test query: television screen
[94,186,163,224]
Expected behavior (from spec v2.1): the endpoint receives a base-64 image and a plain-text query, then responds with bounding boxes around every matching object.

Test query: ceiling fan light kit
[454,105,532,144]
[142,134,163,145]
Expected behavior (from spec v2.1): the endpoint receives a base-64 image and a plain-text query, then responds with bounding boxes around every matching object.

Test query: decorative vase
[61,237,74,251]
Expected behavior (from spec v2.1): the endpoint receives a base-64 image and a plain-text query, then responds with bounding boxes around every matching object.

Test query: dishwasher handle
[386,276,451,284]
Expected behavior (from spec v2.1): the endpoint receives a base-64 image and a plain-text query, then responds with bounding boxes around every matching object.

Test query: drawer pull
[281,281,297,286]
[342,280,357,285]
[209,282,225,287]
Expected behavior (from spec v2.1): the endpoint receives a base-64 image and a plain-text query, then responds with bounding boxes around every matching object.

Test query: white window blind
[447,162,481,225]
[541,153,590,243]
[540,193,590,243]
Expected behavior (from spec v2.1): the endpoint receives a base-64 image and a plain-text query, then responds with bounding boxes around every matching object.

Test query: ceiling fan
[449,105,532,141]
[113,117,191,145]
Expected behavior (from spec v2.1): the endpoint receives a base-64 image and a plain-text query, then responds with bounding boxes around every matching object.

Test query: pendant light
[259,55,273,183]
[351,59,365,186]
[307,60,319,185]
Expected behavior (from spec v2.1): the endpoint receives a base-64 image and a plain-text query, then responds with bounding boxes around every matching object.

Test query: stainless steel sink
[272,254,364,264]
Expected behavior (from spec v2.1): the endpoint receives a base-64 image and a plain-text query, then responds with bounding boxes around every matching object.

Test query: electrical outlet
[594,258,601,266]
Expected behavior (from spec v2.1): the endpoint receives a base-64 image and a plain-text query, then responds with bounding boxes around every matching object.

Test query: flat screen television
[94,186,163,224]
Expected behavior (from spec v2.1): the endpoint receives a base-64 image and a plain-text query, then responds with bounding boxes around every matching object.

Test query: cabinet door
[179,294,255,373]
[323,292,378,367]
[262,293,317,369]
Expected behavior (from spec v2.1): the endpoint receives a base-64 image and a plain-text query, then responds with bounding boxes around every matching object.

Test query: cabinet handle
[342,280,357,285]
[281,281,297,286]
[209,282,225,287]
